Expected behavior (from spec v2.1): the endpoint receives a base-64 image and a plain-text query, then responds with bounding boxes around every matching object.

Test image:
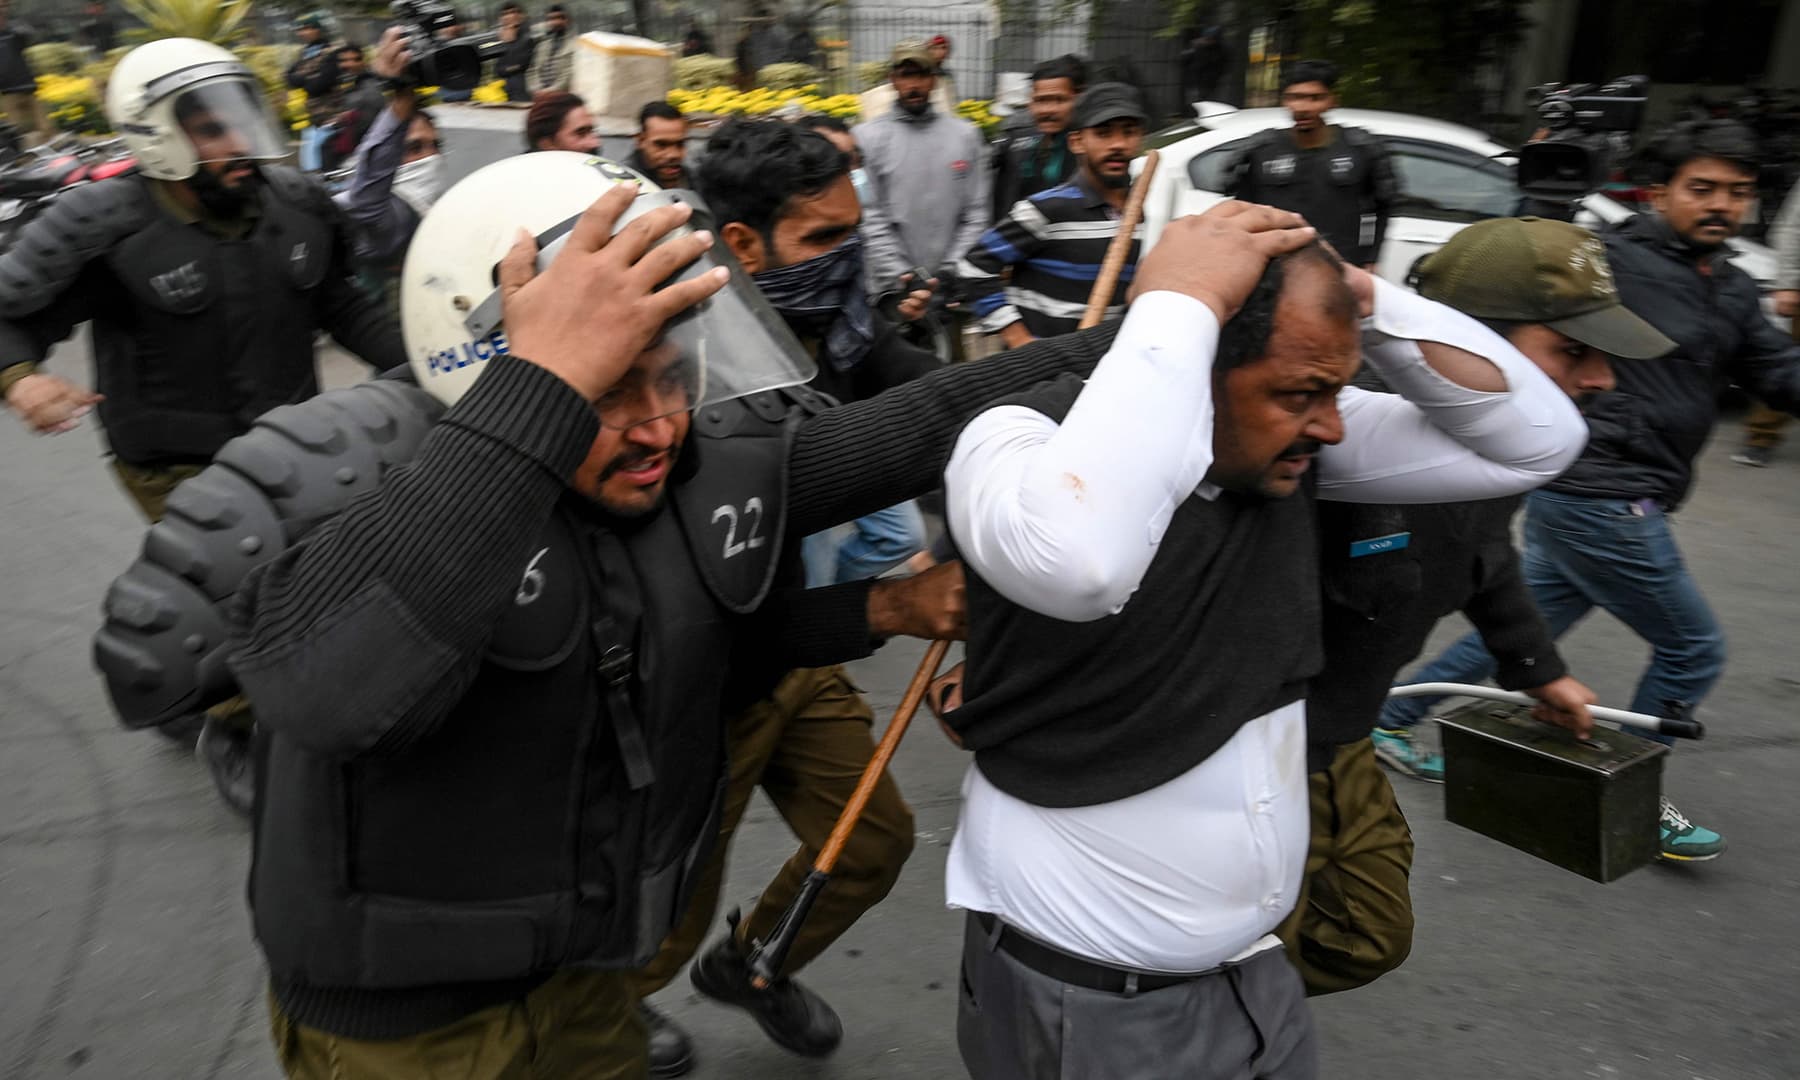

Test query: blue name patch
[424,329,511,377]
[1349,531,1411,558]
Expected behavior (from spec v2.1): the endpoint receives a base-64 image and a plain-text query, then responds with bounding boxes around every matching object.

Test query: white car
[1139,105,1784,324]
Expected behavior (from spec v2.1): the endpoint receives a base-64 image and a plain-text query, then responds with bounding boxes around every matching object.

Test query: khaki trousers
[1276,736,1416,996]
[268,970,646,1080]
[633,664,916,993]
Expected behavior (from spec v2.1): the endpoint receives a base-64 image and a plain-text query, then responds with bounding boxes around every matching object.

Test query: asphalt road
[4,326,1800,1079]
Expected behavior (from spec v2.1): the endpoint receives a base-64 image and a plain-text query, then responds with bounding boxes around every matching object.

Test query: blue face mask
[751,233,874,373]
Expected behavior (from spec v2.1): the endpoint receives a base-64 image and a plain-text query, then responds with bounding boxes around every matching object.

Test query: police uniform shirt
[1232,126,1395,267]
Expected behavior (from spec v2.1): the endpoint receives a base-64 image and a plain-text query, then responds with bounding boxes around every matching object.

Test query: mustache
[1697,215,1734,229]
[1278,439,1322,460]
[599,444,674,480]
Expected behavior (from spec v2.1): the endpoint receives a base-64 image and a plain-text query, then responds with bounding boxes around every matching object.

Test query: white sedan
[1139,104,1783,324]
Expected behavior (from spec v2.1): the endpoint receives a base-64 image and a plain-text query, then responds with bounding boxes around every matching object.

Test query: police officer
[0,38,402,809]
[94,153,1117,1077]
[1228,59,1398,270]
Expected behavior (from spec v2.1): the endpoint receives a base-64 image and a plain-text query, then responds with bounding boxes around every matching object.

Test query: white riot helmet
[402,152,815,422]
[105,38,291,182]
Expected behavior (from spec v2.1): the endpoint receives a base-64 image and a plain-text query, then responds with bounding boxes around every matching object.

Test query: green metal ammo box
[1437,700,1667,883]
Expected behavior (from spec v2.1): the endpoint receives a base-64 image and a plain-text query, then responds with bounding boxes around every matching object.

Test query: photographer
[336,29,446,313]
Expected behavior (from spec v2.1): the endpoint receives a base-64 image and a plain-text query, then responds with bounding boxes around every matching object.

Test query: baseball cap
[890,42,936,72]
[1413,217,1674,359]
[1073,82,1148,130]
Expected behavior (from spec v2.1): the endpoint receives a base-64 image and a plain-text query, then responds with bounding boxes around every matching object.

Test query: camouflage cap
[890,41,937,72]
[1414,217,1674,360]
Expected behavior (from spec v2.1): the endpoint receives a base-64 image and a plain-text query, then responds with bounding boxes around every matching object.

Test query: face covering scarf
[751,232,875,373]
[393,153,447,218]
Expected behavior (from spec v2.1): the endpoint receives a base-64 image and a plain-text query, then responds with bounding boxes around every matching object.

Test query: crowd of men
[1,16,1798,1080]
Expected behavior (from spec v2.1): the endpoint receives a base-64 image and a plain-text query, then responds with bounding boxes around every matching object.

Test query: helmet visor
[171,79,291,167]
[461,190,816,430]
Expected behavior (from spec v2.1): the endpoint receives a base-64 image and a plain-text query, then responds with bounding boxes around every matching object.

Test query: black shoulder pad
[670,391,793,614]
[213,380,443,543]
[93,379,444,728]
[0,175,152,318]
[94,562,237,729]
[1337,125,1378,148]
[259,163,328,211]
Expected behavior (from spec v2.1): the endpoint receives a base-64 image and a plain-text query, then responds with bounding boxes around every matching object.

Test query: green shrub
[755,62,822,91]
[26,42,87,76]
[674,54,737,91]
[855,61,889,91]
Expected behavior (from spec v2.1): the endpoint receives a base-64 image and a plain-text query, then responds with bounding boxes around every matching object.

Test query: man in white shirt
[938,202,1590,1079]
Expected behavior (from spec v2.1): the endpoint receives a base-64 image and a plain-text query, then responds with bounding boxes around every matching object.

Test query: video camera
[390,0,498,90]
[1518,76,1650,211]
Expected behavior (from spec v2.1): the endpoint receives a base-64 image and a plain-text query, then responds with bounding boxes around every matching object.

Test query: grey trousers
[956,912,1318,1080]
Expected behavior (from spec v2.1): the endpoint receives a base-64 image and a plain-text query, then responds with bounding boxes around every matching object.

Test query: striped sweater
[956,174,1142,340]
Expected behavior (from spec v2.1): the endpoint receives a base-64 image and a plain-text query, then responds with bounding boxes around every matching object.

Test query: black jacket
[804,311,939,407]
[1227,125,1398,266]
[1310,496,1565,772]
[0,170,401,465]
[228,332,1112,1039]
[990,127,1077,223]
[0,24,32,93]
[1549,215,1800,508]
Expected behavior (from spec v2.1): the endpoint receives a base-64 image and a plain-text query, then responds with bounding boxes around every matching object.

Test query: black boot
[639,1002,695,1078]
[688,914,843,1057]
[196,716,255,818]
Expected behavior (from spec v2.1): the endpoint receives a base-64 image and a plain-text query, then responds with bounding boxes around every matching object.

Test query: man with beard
[1381,120,1800,862]
[938,203,1589,1078]
[529,3,575,92]
[0,38,402,810]
[621,118,947,1076]
[627,101,693,190]
[989,54,1088,224]
[525,89,601,153]
[856,41,989,358]
[1290,217,1673,998]
[336,29,447,314]
[959,83,1146,349]
[1228,59,1397,270]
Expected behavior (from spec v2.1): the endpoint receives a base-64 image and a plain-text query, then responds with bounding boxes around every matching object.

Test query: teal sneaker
[1658,797,1726,862]
[1371,727,1444,783]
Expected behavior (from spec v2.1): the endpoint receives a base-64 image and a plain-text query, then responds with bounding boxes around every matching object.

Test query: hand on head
[1131,201,1315,323]
[498,184,729,402]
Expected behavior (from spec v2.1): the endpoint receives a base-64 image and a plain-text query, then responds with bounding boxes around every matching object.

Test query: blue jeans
[1380,490,1726,745]
[803,500,926,587]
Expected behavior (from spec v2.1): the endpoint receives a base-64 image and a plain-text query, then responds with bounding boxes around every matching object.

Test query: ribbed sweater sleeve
[784,322,1118,537]
[1463,548,1568,692]
[228,355,598,758]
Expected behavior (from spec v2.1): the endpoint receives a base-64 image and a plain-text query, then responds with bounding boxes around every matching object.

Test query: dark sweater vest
[945,373,1323,808]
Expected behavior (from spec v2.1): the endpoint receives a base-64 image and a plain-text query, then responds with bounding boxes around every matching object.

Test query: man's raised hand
[1130,201,1315,324]
[497,184,729,402]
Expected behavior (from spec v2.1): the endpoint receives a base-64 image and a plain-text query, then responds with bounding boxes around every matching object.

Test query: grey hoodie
[856,104,991,280]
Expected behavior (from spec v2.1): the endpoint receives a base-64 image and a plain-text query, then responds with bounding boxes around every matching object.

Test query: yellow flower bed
[668,84,1001,136]
[668,84,860,120]
[956,98,999,134]
[36,73,106,134]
